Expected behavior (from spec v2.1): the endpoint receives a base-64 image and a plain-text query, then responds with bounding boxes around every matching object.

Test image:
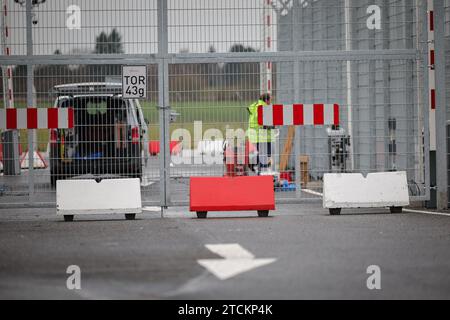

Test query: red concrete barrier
[190,176,275,218]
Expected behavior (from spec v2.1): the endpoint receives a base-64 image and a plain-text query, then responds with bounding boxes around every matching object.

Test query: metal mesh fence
[166,57,426,204]
[0,0,433,206]
[9,0,158,55]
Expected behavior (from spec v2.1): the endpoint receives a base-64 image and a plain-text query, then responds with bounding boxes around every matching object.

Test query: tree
[94,31,108,54]
[107,28,124,54]
[223,44,260,99]
[94,29,124,54]
[90,29,124,81]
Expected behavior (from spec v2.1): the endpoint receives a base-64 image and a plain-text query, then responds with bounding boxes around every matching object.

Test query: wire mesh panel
[0,62,160,205]
[9,0,158,55]
[166,55,426,204]
[0,0,432,207]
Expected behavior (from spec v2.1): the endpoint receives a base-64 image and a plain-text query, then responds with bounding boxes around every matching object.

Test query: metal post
[433,0,447,209]
[157,0,169,210]
[26,0,34,201]
[292,2,302,198]
[414,0,425,186]
[426,0,437,207]
[344,0,354,171]
[261,0,272,94]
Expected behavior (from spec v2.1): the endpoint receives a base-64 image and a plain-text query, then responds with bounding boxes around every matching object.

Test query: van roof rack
[53,82,122,96]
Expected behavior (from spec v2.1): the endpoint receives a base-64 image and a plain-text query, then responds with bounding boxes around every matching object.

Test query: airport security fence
[0,0,441,207]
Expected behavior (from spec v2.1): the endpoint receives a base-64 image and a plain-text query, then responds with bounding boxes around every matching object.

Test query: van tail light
[50,129,58,145]
[131,127,140,145]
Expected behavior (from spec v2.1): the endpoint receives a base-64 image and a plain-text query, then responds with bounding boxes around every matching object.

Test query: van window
[86,99,108,115]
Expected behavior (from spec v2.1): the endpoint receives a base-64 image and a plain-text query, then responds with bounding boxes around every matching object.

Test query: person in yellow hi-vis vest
[247,93,274,174]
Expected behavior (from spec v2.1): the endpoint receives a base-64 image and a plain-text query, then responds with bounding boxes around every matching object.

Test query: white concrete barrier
[57,178,142,220]
[323,171,409,214]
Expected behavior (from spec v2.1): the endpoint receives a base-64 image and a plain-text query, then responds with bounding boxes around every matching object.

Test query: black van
[49,83,149,187]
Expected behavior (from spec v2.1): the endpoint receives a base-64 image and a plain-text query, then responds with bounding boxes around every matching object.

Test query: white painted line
[303,189,450,217]
[198,244,276,280]
[303,189,323,197]
[142,206,161,212]
[403,209,450,217]
[140,178,154,187]
[205,243,255,259]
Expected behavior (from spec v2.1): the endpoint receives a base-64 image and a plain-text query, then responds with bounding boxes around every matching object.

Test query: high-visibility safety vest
[247,99,274,143]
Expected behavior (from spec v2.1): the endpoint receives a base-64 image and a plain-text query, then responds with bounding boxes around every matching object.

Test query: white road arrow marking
[198,244,276,280]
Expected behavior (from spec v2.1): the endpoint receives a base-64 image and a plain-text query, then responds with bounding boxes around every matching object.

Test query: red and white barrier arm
[257,104,339,126]
[0,108,74,129]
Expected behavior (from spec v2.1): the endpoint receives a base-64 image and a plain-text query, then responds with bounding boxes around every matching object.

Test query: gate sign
[122,65,147,99]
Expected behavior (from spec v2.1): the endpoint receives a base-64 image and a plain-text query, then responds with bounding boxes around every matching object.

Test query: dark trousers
[256,142,272,169]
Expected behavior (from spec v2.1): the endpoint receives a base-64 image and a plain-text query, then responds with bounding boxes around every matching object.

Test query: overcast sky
[6,0,279,55]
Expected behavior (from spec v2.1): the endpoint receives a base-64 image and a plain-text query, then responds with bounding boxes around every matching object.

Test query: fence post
[433,0,448,209]
[26,0,35,202]
[157,0,170,209]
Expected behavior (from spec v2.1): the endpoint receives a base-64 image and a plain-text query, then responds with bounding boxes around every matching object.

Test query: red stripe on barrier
[272,104,284,125]
[5,26,8,38]
[6,108,17,129]
[7,68,11,78]
[430,50,435,66]
[8,88,12,100]
[268,79,271,91]
[68,108,74,128]
[313,104,324,125]
[6,47,10,55]
[27,108,38,129]
[430,11,434,31]
[293,104,304,125]
[47,108,58,129]
[334,104,340,125]
[267,36,271,48]
[258,105,264,126]
[431,89,436,110]
[267,15,271,26]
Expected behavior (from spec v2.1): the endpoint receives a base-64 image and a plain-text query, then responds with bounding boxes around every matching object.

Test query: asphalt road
[1,204,450,299]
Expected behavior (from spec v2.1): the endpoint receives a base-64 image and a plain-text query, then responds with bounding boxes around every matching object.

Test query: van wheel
[329,208,341,215]
[390,206,402,214]
[50,175,56,188]
[125,214,136,220]
[257,210,269,217]
[197,211,207,219]
[63,215,74,222]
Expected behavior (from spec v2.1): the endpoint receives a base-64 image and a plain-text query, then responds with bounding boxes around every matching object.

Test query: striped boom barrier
[257,104,340,126]
[0,108,74,130]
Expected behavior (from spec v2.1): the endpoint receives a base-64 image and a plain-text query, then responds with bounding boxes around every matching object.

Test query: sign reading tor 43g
[122,65,147,99]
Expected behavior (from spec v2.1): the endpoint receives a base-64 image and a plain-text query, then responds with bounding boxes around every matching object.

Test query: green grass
[128,100,252,144]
